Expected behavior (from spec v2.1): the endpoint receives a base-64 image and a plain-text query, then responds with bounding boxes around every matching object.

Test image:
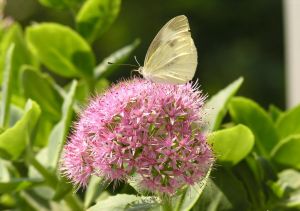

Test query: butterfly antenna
[134,56,141,67]
[107,62,138,68]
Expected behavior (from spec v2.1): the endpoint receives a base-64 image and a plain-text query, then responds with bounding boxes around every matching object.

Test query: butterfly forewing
[142,15,197,84]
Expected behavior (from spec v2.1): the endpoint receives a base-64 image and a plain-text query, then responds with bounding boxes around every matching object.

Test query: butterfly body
[139,15,198,84]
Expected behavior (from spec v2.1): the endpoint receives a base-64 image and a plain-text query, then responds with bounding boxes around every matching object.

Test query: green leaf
[270,169,300,197]
[0,44,15,128]
[271,135,300,169]
[26,23,95,78]
[192,179,226,211]
[286,190,300,208]
[245,154,276,184]
[202,77,243,132]
[175,167,212,211]
[0,24,34,93]
[269,169,300,208]
[9,104,24,127]
[52,177,73,201]
[21,66,63,121]
[208,124,254,166]
[0,160,10,181]
[94,39,140,79]
[87,194,139,211]
[233,161,266,209]
[38,0,83,9]
[32,116,53,147]
[64,79,90,103]
[48,80,77,170]
[276,104,300,140]
[229,97,279,157]
[279,169,300,190]
[268,104,282,123]
[0,100,41,160]
[19,189,52,210]
[194,167,251,211]
[126,197,160,211]
[18,65,57,147]
[0,23,5,40]
[28,148,48,180]
[76,0,121,43]
[87,194,157,211]
[0,100,24,128]
[0,178,42,194]
[84,176,108,208]
[10,94,26,108]
[128,174,145,195]
[95,78,110,93]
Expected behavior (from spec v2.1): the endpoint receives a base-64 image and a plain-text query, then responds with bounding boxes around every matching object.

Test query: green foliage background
[0,0,298,211]
[5,0,284,108]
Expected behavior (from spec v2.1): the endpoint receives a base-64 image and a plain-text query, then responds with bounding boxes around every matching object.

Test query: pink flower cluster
[60,78,214,195]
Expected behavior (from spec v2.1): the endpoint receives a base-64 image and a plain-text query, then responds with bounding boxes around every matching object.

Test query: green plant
[0,0,299,210]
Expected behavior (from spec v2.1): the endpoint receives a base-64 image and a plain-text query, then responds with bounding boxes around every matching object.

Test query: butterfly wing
[142,15,197,84]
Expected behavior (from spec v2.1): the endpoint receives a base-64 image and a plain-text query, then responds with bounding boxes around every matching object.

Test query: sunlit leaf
[0,100,41,160]
[26,23,95,78]
[0,160,10,181]
[269,169,300,208]
[202,77,243,132]
[276,104,300,139]
[208,124,254,166]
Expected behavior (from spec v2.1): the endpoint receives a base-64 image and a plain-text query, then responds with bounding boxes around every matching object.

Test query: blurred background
[4,0,284,108]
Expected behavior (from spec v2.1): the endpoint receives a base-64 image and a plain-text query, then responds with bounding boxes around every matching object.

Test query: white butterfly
[138,15,197,84]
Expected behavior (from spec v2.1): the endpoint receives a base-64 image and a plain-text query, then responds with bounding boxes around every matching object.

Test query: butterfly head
[134,66,145,78]
[137,66,152,81]
[136,66,142,74]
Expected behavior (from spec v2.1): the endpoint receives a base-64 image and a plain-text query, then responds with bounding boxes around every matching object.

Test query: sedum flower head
[60,78,214,195]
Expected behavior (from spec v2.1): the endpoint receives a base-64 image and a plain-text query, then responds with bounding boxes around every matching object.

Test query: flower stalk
[27,153,83,210]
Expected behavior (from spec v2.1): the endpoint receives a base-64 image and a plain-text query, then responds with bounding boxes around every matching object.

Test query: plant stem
[174,190,186,211]
[27,154,83,211]
[86,76,96,94]
[161,199,173,211]
[65,193,83,211]
[28,154,57,188]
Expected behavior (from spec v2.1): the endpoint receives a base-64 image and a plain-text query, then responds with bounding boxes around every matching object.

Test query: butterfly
[138,15,197,84]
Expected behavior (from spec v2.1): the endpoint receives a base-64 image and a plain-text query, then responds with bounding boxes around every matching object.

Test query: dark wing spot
[169,39,177,47]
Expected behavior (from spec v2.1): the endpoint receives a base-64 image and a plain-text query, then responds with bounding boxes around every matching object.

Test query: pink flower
[60,78,214,195]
